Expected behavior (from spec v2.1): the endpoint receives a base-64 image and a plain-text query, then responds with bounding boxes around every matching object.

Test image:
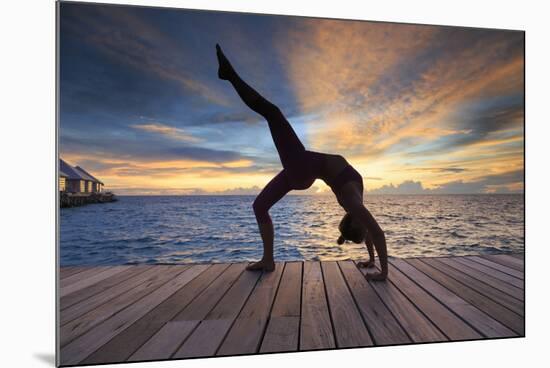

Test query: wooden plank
[376,261,481,341]
[60,266,78,279]
[60,266,170,326]
[452,257,523,289]
[321,262,373,348]
[173,320,233,358]
[481,254,524,271]
[408,259,523,335]
[390,258,515,338]
[467,256,524,279]
[438,258,523,302]
[200,267,261,321]
[126,263,246,361]
[60,266,113,289]
[60,265,207,366]
[217,263,284,356]
[60,266,131,298]
[358,262,446,343]
[129,321,199,362]
[56,256,525,365]
[509,253,524,260]
[268,262,302,318]
[60,266,185,346]
[260,317,300,353]
[82,264,230,364]
[172,266,262,358]
[299,262,336,350]
[60,266,89,280]
[171,264,246,321]
[60,266,152,310]
[338,261,410,345]
[260,262,302,353]
[424,258,524,316]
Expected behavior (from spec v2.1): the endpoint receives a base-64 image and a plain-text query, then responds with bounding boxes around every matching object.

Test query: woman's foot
[357,259,375,268]
[366,271,388,281]
[246,259,275,272]
[216,43,236,80]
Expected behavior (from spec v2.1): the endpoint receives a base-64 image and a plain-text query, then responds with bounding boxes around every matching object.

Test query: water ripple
[60,194,524,266]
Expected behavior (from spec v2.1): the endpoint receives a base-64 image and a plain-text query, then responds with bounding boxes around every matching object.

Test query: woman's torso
[284,150,353,190]
[319,152,350,183]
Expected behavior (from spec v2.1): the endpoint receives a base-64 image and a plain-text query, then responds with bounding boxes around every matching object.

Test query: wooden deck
[58,253,525,366]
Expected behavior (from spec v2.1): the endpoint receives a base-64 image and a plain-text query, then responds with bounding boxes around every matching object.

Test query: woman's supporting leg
[248,170,292,271]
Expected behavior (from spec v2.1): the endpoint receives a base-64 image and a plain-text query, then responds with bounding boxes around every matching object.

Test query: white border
[2,0,549,367]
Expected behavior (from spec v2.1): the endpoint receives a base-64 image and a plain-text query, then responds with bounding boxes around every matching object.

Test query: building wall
[92,182,102,193]
[64,179,103,193]
[67,179,80,193]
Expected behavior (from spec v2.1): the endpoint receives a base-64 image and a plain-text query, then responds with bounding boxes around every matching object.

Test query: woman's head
[337,213,366,244]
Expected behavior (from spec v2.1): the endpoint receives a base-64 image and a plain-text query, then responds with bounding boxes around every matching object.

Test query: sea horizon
[60,194,524,266]
[108,192,524,197]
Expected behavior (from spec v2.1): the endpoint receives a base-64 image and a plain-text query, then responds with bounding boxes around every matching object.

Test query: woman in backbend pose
[216,44,388,280]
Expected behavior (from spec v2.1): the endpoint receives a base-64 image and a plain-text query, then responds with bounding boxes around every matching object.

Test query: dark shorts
[328,165,364,193]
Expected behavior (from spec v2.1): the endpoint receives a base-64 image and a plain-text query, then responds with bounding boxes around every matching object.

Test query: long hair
[337,213,366,244]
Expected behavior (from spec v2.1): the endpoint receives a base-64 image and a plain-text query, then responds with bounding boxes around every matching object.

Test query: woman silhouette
[216,44,388,280]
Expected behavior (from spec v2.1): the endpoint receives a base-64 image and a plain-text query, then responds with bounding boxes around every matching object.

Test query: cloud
[403,167,468,174]
[59,4,524,195]
[110,163,275,178]
[61,3,228,106]
[193,185,321,195]
[62,153,279,179]
[368,169,523,194]
[60,134,247,164]
[106,184,321,196]
[277,19,524,160]
[130,123,201,143]
[202,111,264,125]
[368,180,428,195]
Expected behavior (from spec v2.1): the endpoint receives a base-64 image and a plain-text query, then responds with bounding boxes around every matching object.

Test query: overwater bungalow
[59,159,103,194]
[59,158,114,207]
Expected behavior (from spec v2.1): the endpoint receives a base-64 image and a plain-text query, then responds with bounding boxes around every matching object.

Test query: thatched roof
[75,166,104,185]
[59,159,104,184]
[59,159,84,180]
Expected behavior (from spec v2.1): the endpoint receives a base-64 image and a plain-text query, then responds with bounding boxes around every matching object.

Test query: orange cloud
[277,19,523,156]
[61,11,523,195]
[270,19,523,194]
[130,123,202,143]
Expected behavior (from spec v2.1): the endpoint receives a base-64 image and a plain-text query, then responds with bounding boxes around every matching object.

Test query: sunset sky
[59,2,524,195]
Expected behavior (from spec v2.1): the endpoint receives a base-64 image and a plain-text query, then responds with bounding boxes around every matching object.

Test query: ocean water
[59,194,524,266]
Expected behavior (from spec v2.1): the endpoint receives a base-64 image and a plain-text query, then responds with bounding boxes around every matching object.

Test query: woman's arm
[357,232,376,268]
[349,205,388,280]
[336,183,388,280]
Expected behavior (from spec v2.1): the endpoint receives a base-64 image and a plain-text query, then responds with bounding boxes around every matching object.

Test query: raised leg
[248,170,292,271]
[216,44,305,170]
